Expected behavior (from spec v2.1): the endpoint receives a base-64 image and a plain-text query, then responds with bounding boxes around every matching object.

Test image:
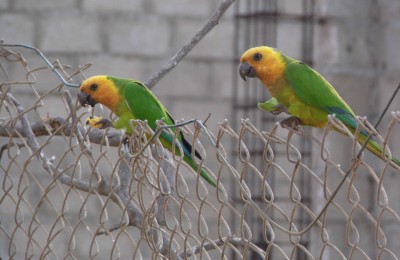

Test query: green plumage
[82,75,218,187]
[239,46,400,167]
[111,77,217,187]
[284,61,400,166]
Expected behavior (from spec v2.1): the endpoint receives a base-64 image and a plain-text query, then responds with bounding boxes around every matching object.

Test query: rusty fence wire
[1,46,400,259]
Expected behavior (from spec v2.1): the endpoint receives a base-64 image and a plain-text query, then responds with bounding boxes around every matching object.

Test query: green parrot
[78,75,218,187]
[239,46,400,166]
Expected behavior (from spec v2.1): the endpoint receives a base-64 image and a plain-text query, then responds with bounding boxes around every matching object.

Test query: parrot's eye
[90,84,98,91]
[253,53,262,61]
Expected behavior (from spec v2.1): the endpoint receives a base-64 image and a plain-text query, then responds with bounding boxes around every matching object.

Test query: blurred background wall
[2,0,400,137]
[1,0,234,131]
[2,0,400,258]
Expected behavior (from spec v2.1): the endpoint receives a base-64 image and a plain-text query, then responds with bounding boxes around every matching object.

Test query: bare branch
[0,141,25,161]
[144,0,236,88]
[6,93,42,154]
[5,93,112,195]
[0,43,80,88]
[178,236,266,259]
[0,116,122,146]
[63,90,104,183]
[95,222,129,236]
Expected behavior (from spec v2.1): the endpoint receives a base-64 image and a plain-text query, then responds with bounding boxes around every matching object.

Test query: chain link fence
[1,46,400,259]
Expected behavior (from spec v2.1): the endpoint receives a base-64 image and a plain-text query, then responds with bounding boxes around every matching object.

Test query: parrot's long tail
[355,133,400,167]
[183,155,218,187]
[332,113,400,167]
[159,132,219,187]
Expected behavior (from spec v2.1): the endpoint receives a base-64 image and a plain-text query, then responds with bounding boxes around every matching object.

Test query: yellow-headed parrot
[239,46,400,166]
[78,75,218,187]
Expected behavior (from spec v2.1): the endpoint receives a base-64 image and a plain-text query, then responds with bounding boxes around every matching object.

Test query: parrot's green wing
[122,80,174,129]
[284,61,357,129]
[122,80,202,160]
[122,81,218,186]
[284,61,400,167]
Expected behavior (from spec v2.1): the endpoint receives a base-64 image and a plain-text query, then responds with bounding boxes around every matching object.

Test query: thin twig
[178,236,266,259]
[144,0,236,89]
[0,43,80,88]
[0,116,122,146]
[0,141,25,161]
[95,222,129,236]
[5,93,111,195]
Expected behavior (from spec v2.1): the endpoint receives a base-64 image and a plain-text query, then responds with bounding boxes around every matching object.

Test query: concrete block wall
[314,0,400,167]
[1,0,234,132]
[2,0,400,258]
[312,0,400,257]
[1,1,234,258]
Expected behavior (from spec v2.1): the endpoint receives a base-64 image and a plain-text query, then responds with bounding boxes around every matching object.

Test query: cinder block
[384,22,400,71]
[107,15,170,56]
[209,61,234,99]
[0,14,35,44]
[167,98,231,134]
[173,19,234,60]
[0,0,8,9]
[138,59,170,83]
[381,0,400,22]
[2,52,82,101]
[335,22,374,68]
[379,72,400,112]
[276,23,303,60]
[314,1,381,69]
[152,0,211,17]
[314,23,340,67]
[277,0,303,14]
[39,14,102,53]
[323,73,371,115]
[323,0,371,17]
[152,60,211,98]
[82,0,143,12]
[14,0,77,10]
[385,223,400,257]
[78,54,145,80]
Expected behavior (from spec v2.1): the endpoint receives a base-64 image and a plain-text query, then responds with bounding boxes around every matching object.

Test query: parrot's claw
[95,118,112,129]
[258,98,288,115]
[86,116,112,129]
[280,117,303,130]
[270,104,288,115]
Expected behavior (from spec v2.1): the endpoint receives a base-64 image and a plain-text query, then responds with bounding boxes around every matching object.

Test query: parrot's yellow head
[78,75,122,112]
[239,46,285,86]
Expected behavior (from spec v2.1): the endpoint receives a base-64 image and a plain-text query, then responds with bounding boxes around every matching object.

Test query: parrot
[77,75,218,187]
[239,46,400,166]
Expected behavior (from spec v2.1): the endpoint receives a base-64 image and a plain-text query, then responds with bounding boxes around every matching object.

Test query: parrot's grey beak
[78,92,97,107]
[239,62,257,81]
